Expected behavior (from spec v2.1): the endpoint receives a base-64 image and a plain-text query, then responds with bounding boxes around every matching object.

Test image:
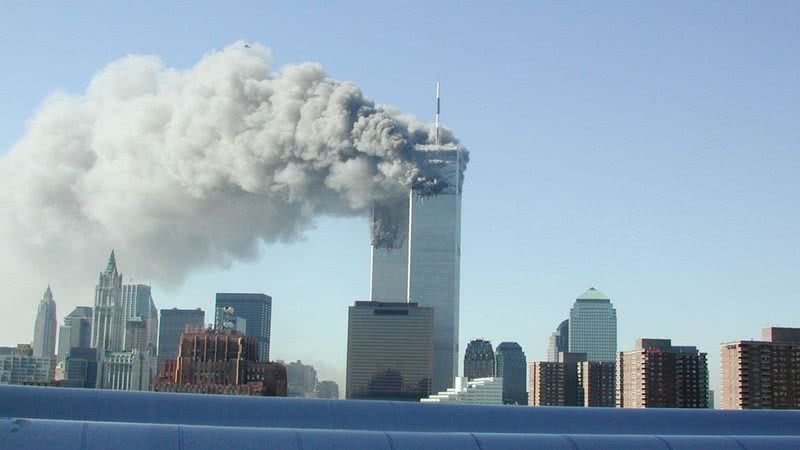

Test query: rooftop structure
[421,377,503,404]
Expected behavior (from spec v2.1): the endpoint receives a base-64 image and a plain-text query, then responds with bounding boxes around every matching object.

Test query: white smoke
[0,41,463,296]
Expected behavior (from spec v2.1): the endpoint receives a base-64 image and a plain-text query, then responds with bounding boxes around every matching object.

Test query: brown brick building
[721,327,800,410]
[153,328,286,396]
[617,339,708,408]
[578,361,616,407]
[529,361,565,406]
[529,353,616,407]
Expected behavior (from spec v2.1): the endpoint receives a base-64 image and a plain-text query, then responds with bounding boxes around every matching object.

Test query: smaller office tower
[214,293,272,362]
[529,361,566,406]
[721,327,800,410]
[617,338,708,408]
[547,319,569,362]
[153,328,286,396]
[577,361,616,407]
[464,339,495,379]
[32,286,57,358]
[569,288,617,362]
[98,351,151,391]
[421,377,503,405]
[346,301,433,401]
[57,307,92,363]
[0,345,56,385]
[495,342,527,405]
[157,308,205,366]
[63,347,99,388]
[317,380,340,399]
[284,360,318,398]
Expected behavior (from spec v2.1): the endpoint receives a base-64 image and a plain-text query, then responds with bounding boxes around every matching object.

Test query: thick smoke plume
[0,42,464,289]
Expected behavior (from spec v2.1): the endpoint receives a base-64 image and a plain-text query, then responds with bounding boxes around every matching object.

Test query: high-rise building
[121,284,158,355]
[0,344,56,385]
[98,350,151,391]
[494,342,527,405]
[214,293,272,362]
[32,286,57,358]
[317,380,340,399]
[153,328,286,396]
[92,251,124,352]
[346,301,434,401]
[559,351,588,406]
[529,361,566,406]
[577,361,616,407]
[547,319,569,362]
[464,339,495,379]
[617,338,708,408]
[57,307,92,363]
[721,327,800,410]
[369,88,466,394]
[569,288,617,362]
[283,360,318,398]
[421,377,503,404]
[63,347,98,388]
[157,308,205,366]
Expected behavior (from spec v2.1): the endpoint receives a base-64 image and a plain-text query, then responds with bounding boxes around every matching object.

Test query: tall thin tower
[92,251,124,352]
[369,82,465,393]
[32,285,57,358]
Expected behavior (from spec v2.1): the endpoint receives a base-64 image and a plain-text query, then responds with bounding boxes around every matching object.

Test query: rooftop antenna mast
[435,80,440,145]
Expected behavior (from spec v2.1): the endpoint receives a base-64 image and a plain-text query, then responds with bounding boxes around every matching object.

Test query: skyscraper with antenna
[369,82,465,393]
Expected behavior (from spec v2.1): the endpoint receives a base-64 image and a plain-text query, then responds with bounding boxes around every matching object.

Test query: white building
[99,350,151,391]
[0,346,55,385]
[32,286,58,358]
[421,377,503,405]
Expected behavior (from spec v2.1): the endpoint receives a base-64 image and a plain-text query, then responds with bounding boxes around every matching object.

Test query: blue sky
[2,2,799,394]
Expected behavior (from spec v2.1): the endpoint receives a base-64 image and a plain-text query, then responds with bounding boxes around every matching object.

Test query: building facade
[547,319,569,362]
[721,327,800,410]
[0,345,55,385]
[494,342,527,405]
[214,293,272,362]
[153,328,286,396]
[57,306,92,363]
[346,301,434,401]
[578,361,616,407]
[92,251,125,352]
[157,308,205,366]
[63,347,98,388]
[569,288,617,362]
[617,338,708,408]
[98,350,151,391]
[369,139,466,394]
[317,380,340,399]
[529,361,566,406]
[464,339,495,379]
[421,377,503,404]
[32,286,57,358]
[284,360,318,398]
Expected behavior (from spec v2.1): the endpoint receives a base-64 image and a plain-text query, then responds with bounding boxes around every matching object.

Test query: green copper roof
[577,287,609,301]
[106,250,117,274]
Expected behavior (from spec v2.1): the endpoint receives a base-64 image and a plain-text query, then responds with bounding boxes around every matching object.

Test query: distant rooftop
[576,287,609,301]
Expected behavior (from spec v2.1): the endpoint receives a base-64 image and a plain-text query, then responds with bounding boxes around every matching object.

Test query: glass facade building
[369,142,465,393]
[495,342,528,405]
[547,319,569,362]
[346,301,434,401]
[568,288,617,362]
[157,308,205,366]
[214,293,272,362]
[57,307,93,363]
[464,339,495,379]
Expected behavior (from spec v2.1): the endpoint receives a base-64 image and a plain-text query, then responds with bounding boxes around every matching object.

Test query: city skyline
[2,2,800,398]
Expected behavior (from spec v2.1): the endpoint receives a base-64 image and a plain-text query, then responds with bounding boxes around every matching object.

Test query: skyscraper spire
[106,250,117,274]
[435,80,440,145]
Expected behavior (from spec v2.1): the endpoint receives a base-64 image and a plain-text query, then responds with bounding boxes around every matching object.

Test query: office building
[547,319,569,362]
[369,90,466,393]
[529,361,566,406]
[92,251,125,352]
[63,347,98,388]
[346,301,434,401]
[32,286,57,358]
[121,284,158,355]
[56,306,92,363]
[464,339,495,379]
[569,288,617,362]
[214,293,272,362]
[617,338,708,408]
[153,328,286,396]
[495,342,527,405]
[421,377,503,404]
[98,350,151,391]
[0,345,55,385]
[317,380,340,399]
[157,308,205,366]
[721,327,800,410]
[559,351,588,406]
[578,361,616,407]
[284,360,318,398]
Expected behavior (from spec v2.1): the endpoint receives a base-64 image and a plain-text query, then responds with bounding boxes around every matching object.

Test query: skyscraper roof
[42,285,53,302]
[106,250,117,274]
[577,287,609,301]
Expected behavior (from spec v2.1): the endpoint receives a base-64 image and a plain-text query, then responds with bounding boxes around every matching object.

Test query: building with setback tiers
[421,377,503,404]
[464,339,495,379]
[92,251,124,352]
[346,301,433,401]
[721,327,800,410]
[495,342,527,405]
[617,339,708,408]
[32,286,57,358]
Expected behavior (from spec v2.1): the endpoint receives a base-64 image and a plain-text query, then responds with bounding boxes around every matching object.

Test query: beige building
[721,327,800,410]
